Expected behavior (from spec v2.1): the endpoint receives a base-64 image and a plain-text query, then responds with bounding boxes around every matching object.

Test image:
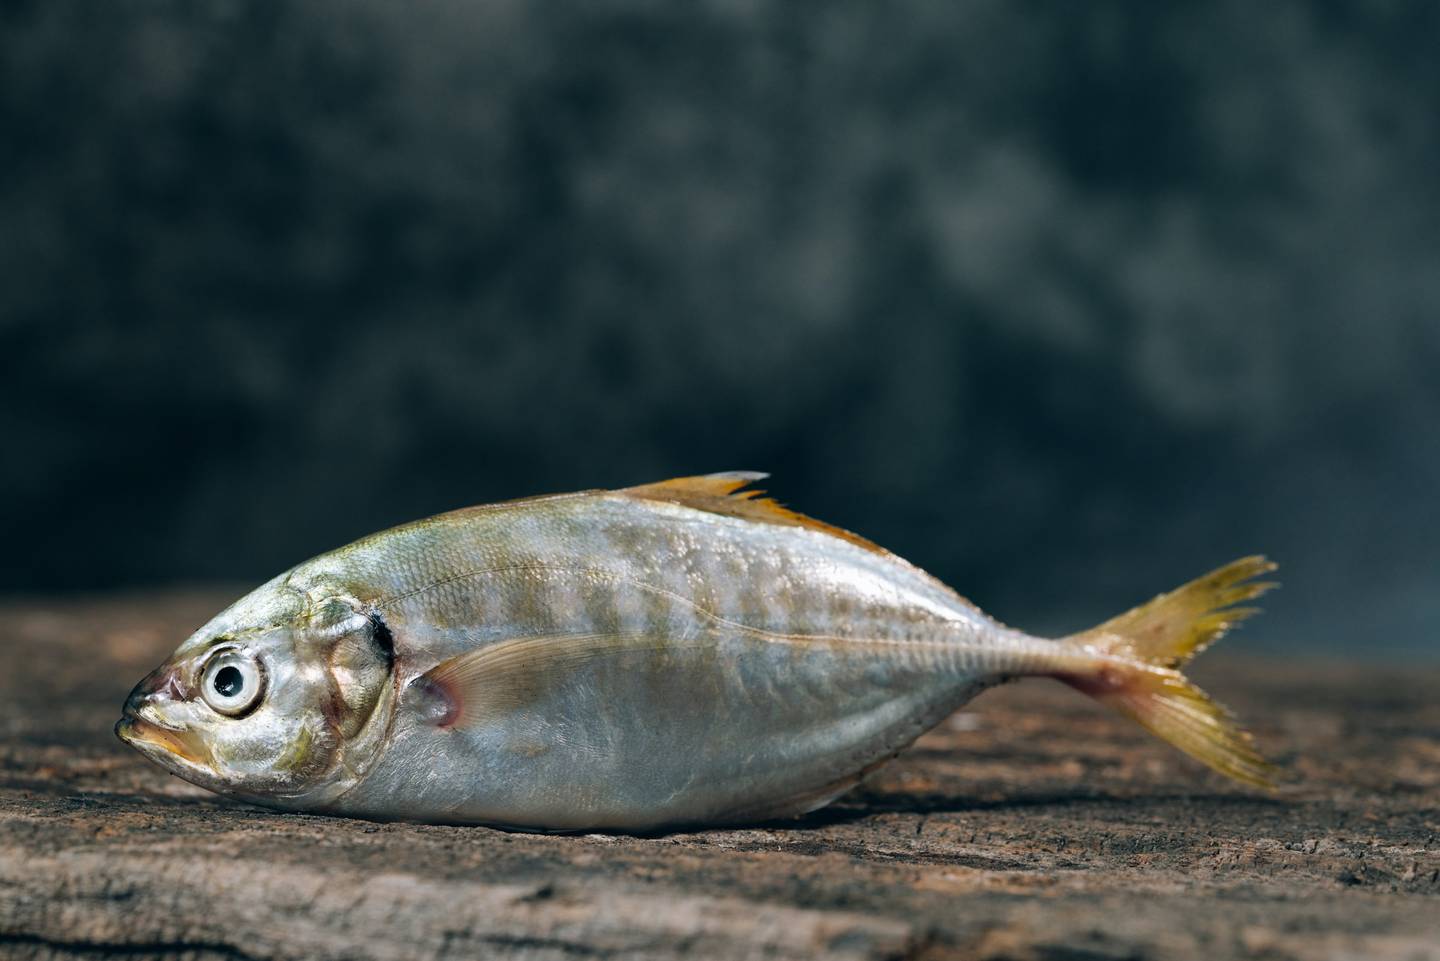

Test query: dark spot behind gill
[367,611,394,664]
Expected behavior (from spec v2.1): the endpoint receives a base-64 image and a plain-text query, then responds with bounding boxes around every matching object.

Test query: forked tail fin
[1058,556,1279,788]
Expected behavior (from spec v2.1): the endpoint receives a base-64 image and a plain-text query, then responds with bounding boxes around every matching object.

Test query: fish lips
[115,715,210,767]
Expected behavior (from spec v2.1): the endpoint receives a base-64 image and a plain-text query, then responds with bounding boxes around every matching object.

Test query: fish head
[117,577,394,805]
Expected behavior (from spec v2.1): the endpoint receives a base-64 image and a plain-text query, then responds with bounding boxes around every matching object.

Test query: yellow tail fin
[1061,556,1279,788]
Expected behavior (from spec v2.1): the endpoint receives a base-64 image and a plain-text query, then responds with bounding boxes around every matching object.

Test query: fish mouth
[115,715,208,766]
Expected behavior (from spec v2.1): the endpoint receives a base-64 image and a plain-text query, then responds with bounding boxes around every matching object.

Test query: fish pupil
[214,665,244,698]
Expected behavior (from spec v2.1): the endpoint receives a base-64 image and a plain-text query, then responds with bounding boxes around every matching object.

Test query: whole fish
[117,473,1277,830]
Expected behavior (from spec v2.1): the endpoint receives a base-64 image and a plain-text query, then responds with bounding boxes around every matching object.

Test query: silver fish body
[118,474,1278,829]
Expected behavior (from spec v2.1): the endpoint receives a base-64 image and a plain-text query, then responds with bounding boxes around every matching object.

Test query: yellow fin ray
[1077,555,1278,669]
[621,472,889,557]
[1059,556,1280,789]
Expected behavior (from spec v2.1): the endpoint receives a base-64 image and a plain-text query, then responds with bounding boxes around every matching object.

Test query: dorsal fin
[620,472,888,556]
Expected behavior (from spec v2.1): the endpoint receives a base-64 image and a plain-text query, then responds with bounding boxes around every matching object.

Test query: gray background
[3,1,1436,657]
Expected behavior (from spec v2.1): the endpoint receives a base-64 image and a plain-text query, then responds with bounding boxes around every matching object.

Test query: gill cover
[310,597,395,740]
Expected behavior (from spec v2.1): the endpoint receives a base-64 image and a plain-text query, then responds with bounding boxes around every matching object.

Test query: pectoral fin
[412,632,657,728]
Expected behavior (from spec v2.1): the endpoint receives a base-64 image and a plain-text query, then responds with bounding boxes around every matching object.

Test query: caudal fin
[1059,556,1279,788]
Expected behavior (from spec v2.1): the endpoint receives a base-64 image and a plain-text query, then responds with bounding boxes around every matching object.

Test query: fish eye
[201,650,265,717]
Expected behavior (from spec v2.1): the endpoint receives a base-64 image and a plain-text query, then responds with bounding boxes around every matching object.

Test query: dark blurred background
[2,1,1436,657]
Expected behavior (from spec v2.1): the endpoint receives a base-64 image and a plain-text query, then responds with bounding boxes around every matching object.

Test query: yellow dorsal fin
[620,472,888,556]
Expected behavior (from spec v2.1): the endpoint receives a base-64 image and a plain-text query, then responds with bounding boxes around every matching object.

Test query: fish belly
[334,631,995,829]
[306,495,1011,829]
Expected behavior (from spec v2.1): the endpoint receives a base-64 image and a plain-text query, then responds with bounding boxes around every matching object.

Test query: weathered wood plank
[1,594,1437,960]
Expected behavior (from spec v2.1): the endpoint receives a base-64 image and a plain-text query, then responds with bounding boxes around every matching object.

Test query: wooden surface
[1,592,1437,961]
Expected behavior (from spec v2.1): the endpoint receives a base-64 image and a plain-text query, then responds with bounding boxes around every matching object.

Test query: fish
[117,472,1278,830]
